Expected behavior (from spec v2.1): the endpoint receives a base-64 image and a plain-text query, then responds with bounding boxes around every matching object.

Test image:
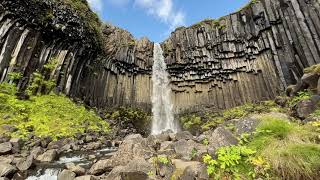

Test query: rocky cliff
[1,0,320,112]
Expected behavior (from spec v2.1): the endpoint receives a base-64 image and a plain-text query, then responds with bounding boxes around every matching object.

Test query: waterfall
[151,43,179,135]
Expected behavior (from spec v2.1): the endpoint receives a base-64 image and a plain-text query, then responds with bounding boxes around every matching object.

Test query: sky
[87,0,250,42]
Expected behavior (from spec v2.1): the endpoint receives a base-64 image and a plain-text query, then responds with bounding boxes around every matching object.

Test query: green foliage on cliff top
[304,64,320,74]
[0,83,110,140]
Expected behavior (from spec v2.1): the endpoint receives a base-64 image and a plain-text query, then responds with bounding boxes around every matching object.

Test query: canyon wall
[163,0,320,111]
[1,0,320,112]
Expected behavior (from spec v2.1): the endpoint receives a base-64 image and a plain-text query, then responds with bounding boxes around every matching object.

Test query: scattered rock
[175,131,193,141]
[173,139,206,161]
[16,156,34,171]
[172,159,201,179]
[58,170,76,180]
[0,156,13,164]
[0,163,16,177]
[180,163,208,180]
[40,137,52,148]
[234,117,260,135]
[9,138,23,153]
[301,73,319,90]
[36,149,58,162]
[0,142,12,155]
[85,142,102,150]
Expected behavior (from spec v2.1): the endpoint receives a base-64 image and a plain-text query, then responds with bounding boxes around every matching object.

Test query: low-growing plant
[288,90,312,107]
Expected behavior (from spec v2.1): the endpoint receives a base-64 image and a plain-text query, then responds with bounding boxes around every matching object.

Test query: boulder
[301,73,319,90]
[40,136,52,148]
[172,159,202,179]
[58,170,76,180]
[0,163,16,177]
[85,142,102,150]
[16,156,34,171]
[175,131,193,141]
[0,156,13,164]
[234,117,260,136]
[295,100,317,119]
[89,159,113,175]
[0,142,12,155]
[66,163,86,176]
[30,146,43,159]
[36,149,58,162]
[106,157,155,180]
[180,164,208,180]
[0,177,9,180]
[173,140,207,161]
[207,127,238,150]
[75,175,97,180]
[9,138,23,153]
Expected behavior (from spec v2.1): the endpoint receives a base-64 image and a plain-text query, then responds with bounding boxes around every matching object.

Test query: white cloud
[134,0,186,30]
[87,0,103,12]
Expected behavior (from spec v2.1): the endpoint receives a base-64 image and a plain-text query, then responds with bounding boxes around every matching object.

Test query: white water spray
[151,43,179,135]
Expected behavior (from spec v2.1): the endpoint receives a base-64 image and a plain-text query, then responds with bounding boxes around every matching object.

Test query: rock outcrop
[1,0,320,112]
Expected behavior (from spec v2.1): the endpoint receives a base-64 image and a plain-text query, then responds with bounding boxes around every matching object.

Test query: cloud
[87,0,103,12]
[134,0,185,30]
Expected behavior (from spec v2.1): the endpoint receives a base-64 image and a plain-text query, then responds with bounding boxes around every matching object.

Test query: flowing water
[151,43,179,135]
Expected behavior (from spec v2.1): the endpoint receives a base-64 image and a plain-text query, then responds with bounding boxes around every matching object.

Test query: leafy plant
[8,72,22,82]
[203,138,209,146]
[288,90,312,107]
[190,148,198,159]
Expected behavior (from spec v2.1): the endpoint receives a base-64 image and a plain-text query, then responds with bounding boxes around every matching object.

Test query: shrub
[179,115,202,134]
[288,90,312,107]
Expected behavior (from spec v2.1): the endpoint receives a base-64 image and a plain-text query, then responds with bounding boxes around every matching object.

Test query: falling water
[151,43,179,135]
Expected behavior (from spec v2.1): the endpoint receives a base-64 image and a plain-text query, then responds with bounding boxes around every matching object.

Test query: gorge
[1,0,320,113]
[0,0,320,179]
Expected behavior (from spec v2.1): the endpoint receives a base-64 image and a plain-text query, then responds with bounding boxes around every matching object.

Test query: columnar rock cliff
[1,0,320,112]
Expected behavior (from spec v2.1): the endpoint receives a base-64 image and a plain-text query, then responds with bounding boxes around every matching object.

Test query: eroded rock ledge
[1,0,320,112]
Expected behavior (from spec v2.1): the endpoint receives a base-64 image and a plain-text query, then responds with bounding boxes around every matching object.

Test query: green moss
[304,64,320,74]
[0,83,109,140]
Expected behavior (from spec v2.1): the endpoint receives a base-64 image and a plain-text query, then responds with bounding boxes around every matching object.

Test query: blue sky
[87,0,250,42]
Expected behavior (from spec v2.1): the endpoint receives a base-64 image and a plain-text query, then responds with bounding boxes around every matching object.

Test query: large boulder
[58,170,76,180]
[0,163,16,177]
[36,149,58,162]
[207,127,238,152]
[89,159,113,175]
[0,156,13,164]
[105,157,155,180]
[172,159,203,179]
[173,140,207,161]
[0,142,12,155]
[16,156,34,171]
[301,73,320,90]
[30,146,43,159]
[234,117,260,136]
[174,131,193,141]
[180,163,208,180]
[295,100,317,119]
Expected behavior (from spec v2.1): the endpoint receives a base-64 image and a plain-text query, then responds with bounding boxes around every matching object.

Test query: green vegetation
[106,107,151,135]
[152,155,171,166]
[304,64,320,74]
[288,90,312,107]
[0,83,109,140]
[202,113,320,179]
[180,101,281,134]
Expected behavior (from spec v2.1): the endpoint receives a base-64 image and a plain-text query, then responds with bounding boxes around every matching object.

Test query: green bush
[288,90,312,107]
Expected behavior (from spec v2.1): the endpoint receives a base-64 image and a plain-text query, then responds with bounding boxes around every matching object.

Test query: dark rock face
[1,0,320,112]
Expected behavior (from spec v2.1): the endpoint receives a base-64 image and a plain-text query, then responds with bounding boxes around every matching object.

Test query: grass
[0,83,110,140]
[247,115,320,179]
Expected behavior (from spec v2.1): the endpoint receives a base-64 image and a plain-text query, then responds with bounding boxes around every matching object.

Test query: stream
[13,147,117,180]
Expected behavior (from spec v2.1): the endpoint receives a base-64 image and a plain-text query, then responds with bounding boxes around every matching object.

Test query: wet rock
[16,156,34,171]
[0,142,12,155]
[0,163,16,177]
[58,169,76,180]
[36,149,58,162]
[66,163,86,176]
[47,140,65,149]
[295,100,317,119]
